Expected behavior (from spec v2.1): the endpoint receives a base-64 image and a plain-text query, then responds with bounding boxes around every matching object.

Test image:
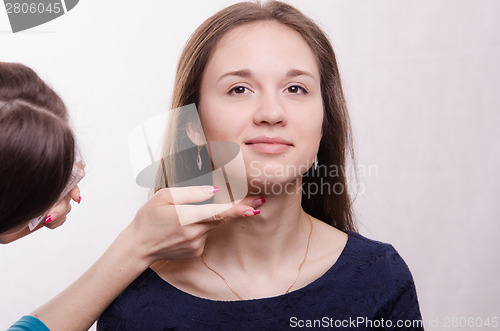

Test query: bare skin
[152,216,347,301]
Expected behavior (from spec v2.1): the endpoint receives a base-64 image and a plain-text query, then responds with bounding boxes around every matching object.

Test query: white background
[1,1,499,330]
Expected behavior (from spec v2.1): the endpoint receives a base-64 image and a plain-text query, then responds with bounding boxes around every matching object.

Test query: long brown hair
[0,62,75,233]
[159,1,356,231]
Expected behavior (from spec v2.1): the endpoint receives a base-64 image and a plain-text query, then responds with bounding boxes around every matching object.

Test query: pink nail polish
[253,197,266,207]
[78,196,82,204]
[203,186,220,195]
[45,215,52,224]
[243,210,260,217]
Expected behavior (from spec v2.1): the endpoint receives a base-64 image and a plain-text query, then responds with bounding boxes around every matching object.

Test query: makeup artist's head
[159,1,355,231]
[0,62,75,235]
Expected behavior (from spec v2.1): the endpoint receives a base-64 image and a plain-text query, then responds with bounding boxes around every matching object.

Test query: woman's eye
[286,85,308,94]
[228,86,249,94]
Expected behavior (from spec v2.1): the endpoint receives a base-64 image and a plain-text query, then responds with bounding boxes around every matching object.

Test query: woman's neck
[205,179,311,275]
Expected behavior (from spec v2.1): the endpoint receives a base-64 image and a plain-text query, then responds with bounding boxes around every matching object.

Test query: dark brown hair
[0,62,75,233]
[158,1,356,231]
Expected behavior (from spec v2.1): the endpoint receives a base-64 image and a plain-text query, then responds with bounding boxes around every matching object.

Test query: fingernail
[243,210,261,217]
[78,196,82,204]
[252,197,266,207]
[204,186,219,195]
[45,213,58,224]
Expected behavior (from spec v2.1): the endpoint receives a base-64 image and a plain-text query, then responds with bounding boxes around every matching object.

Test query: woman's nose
[252,92,288,127]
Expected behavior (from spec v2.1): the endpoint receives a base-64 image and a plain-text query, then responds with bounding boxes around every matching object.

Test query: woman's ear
[186,121,206,146]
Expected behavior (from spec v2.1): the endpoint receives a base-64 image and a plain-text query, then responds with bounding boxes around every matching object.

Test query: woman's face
[198,21,323,188]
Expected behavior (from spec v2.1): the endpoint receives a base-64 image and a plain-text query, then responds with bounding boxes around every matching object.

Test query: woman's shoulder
[306,229,423,323]
[312,220,407,273]
[344,231,410,271]
[310,221,416,290]
[347,230,393,247]
[342,231,412,272]
[346,231,398,254]
[333,230,418,300]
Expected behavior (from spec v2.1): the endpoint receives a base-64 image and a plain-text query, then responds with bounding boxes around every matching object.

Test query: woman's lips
[245,142,292,154]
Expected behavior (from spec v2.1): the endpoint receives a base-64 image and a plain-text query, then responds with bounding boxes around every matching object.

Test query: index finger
[173,194,261,226]
[153,186,220,205]
[67,185,81,204]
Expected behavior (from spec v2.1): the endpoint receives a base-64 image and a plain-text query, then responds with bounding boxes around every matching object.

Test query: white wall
[1,1,499,330]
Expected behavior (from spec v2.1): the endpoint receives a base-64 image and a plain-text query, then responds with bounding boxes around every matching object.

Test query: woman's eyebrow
[286,69,316,81]
[216,68,317,83]
[217,69,252,83]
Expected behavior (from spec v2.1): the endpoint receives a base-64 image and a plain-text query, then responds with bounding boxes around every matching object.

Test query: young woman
[2,63,260,330]
[98,1,423,330]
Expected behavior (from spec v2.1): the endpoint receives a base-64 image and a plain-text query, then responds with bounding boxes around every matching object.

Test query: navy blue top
[98,231,423,330]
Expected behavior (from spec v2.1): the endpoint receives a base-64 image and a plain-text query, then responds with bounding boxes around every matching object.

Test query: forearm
[31,224,152,331]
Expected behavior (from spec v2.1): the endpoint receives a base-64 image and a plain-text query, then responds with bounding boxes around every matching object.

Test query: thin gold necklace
[201,214,313,300]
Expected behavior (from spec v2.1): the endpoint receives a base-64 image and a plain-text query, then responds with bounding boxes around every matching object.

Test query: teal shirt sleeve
[7,316,50,331]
